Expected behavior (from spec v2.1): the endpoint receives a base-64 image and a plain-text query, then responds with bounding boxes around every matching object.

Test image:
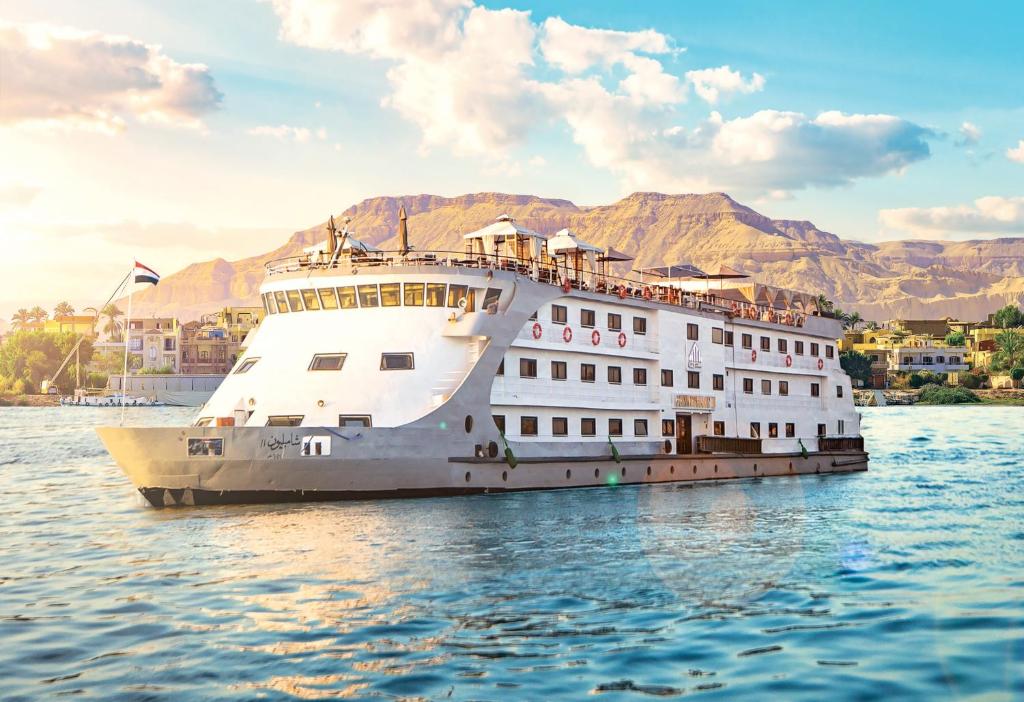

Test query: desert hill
[127,192,1024,322]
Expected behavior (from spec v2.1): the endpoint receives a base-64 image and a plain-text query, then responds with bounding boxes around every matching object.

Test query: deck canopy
[464,214,547,277]
[546,229,602,288]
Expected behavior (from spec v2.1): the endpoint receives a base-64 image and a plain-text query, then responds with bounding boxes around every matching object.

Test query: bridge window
[318,288,338,309]
[447,284,469,308]
[338,286,357,308]
[404,282,425,306]
[357,284,379,307]
[267,415,303,427]
[339,415,372,428]
[380,283,401,307]
[187,438,223,456]
[380,353,414,370]
[309,353,347,371]
[263,293,276,314]
[286,289,304,312]
[482,287,502,311]
[274,291,288,314]
[301,289,320,310]
[235,357,259,374]
[426,283,447,306]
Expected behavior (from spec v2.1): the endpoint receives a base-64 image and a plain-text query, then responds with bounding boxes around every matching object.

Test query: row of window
[543,306,647,335]
[262,284,503,315]
[234,352,414,374]
[198,414,374,429]
[740,378,843,398]
[495,414,844,439]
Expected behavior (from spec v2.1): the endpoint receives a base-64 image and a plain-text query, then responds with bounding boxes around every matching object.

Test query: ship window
[608,366,622,384]
[795,340,805,355]
[357,284,379,307]
[551,360,567,380]
[818,423,827,437]
[552,417,568,437]
[633,368,647,385]
[713,421,725,436]
[811,342,820,356]
[482,287,502,311]
[426,283,447,306]
[838,419,845,434]
[267,415,304,427]
[687,323,699,341]
[187,438,223,456]
[318,288,339,309]
[581,363,596,382]
[661,369,674,387]
[338,286,358,309]
[713,374,725,391]
[633,317,647,335]
[741,334,752,349]
[768,423,779,438]
[743,378,754,394]
[301,289,320,310]
[581,418,596,436]
[634,419,648,436]
[493,415,505,433]
[235,357,259,374]
[275,291,289,314]
[448,284,469,308]
[688,371,700,389]
[339,415,372,428]
[464,289,477,312]
[608,313,622,331]
[778,338,788,353]
[750,422,761,439]
[300,436,331,456]
[811,382,820,397]
[529,310,537,320]
[497,358,504,375]
[779,380,789,396]
[194,417,213,427]
[286,289,304,312]
[404,282,425,306]
[609,418,623,436]
[552,304,567,324]
[762,379,771,395]
[380,283,401,307]
[760,336,770,351]
[826,345,835,358]
[712,327,724,344]
[309,353,347,371]
[263,293,276,315]
[521,416,538,436]
[662,419,675,437]
[725,331,734,346]
[581,309,595,328]
[380,353,414,370]
[519,358,537,378]
[837,385,844,398]
[785,423,795,438]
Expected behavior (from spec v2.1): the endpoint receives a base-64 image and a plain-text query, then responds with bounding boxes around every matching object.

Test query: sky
[1,0,1023,321]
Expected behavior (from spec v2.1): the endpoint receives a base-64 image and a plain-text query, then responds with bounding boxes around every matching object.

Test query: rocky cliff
[127,192,1024,322]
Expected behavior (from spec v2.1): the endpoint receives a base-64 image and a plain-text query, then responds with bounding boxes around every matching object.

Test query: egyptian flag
[134,261,160,286]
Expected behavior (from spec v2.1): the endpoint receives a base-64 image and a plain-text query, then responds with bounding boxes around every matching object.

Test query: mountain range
[127,192,1024,323]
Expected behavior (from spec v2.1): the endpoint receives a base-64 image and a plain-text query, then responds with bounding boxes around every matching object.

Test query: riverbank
[976,388,1024,405]
[855,387,1024,406]
[0,393,59,407]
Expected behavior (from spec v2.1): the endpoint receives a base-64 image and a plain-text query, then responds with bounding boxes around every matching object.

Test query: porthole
[465,471,471,482]
[714,464,718,473]
[753,463,758,471]
[317,399,325,407]
[663,439,672,454]
[465,415,473,433]
[621,467,626,477]
[488,441,498,458]
[693,465,697,474]
[670,465,675,474]
[502,470,508,482]
[646,466,652,476]
[788,462,793,471]
[594,468,600,479]
[566,469,572,479]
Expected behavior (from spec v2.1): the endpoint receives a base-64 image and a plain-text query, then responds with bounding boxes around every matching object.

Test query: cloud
[880,196,1024,238]
[685,65,765,104]
[268,0,934,194]
[955,121,982,147]
[246,124,327,142]
[0,183,41,208]
[0,21,222,133]
[1008,140,1024,164]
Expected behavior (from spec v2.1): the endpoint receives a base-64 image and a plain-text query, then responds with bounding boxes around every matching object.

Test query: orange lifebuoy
[617,332,627,347]
[563,326,573,343]
[618,285,627,300]
[785,354,793,367]
[562,278,571,294]
[751,349,758,362]
[532,322,542,339]
[818,358,824,370]
[591,329,601,346]
[643,286,652,301]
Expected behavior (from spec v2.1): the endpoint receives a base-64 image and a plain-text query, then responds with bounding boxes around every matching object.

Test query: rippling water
[0,406,1022,700]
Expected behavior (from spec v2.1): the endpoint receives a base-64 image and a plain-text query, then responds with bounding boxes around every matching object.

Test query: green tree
[28,306,48,323]
[840,350,872,385]
[944,331,966,346]
[844,311,863,330]
[994,329,1024,370]
[101,303,124,341]
[993,304,1024,329]
[814,294,834,315]
[11,308,31,329]
[53,301,75,318]
[0,330,93,393]
[864,320,880,331]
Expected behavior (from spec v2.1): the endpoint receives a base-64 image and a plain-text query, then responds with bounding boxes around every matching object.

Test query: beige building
[180,306,263,375]
[126,317,181,372]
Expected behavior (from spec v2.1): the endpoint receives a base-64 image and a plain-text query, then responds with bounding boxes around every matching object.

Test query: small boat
[62,394,163,407]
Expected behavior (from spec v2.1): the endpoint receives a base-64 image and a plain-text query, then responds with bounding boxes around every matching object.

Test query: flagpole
[120,271,134,426]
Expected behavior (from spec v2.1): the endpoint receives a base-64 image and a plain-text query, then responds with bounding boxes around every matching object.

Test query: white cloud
[880,196,1024,238]
[685,65,765,104]
[0,183,41,208]
[268,0,934,195]
[247,124,313,142]
[955,121,982,147]
[1007,140,1024,164]
[0,21,222,133]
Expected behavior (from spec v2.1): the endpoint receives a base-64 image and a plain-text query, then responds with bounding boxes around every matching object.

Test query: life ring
[591,329,601,346]
[785,354,793,367]
[562,278,571,294]
[730,302,740,315]
[817,358,824,370]
[563,326,573,343]
[617,332,627,348]
[532,322,542,339]
[618,285,627,300]
[751,349,758,362]
[643,286,652,301]
[784,312,794,325]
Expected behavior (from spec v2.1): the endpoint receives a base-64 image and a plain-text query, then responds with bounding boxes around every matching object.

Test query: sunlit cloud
[955,121,982,147]
[1007,139,1024,164]
[685,65,765,105]
[880,195,1024,238]
[246,124,328,143]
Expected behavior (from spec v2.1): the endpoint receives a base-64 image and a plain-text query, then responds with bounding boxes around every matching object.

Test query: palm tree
[995,329,1024,370]
[28,305,48,323]
[11,308,31,329]
[82,306,100,336]
[54,301,74,318]
[101,303,124,341]
[814,294,834,315]
[846,311,863,330]
[864,321,880,331]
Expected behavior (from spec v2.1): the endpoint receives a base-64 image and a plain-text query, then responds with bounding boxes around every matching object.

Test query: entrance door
[675,414,692,454]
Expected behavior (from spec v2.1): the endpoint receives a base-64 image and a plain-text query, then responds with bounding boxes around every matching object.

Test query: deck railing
[696,435,763,454]
[818,436,865,451]
[264,249,817,329]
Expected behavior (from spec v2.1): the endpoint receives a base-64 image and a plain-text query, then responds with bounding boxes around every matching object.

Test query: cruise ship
[98,211,867,507]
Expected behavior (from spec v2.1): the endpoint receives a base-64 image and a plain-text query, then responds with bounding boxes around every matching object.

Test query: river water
[0,406,1021,700]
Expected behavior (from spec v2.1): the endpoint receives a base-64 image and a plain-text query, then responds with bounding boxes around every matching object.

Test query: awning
[598,247,634,262]
[546,228,603,254]
[636,263,706,279]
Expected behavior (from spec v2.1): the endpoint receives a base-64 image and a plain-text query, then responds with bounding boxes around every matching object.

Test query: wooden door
[675,414,692,454]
